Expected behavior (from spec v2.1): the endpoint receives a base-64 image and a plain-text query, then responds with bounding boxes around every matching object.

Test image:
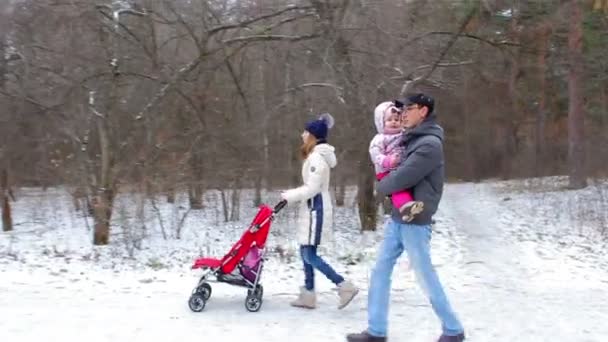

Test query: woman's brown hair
[299,133,317,160]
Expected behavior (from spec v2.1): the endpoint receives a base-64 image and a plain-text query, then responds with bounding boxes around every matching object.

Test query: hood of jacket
[403,116,444,143]
[313,143,337,168]
[373,101,395,134]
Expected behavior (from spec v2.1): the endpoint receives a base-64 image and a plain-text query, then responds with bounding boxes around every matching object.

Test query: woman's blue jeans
[300,245,344,290]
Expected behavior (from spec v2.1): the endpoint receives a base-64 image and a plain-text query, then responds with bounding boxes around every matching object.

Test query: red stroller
[188,200,286,313]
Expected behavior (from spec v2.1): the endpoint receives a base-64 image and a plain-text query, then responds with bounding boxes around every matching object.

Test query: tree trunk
[380,196,392,215]
[189,150,204,209]
[290,145,300,186]
[72,196,81,212]
[253,174,262,207]
[220,189,229,222]
[71,186,86,212]
[0,39,6,88]
[230,180,241,222]
[1,169,12,232]
[91,13,122,245]
[503,6,520,179]
[309,1,377,231]
[1,35,11,232]
[93,187,114,245]
[283,48,296,190]
[189,184,204,209]
[93,107,114,245]
[535,21,550,177]
[602,83,608,128]
[2,196,11,232]
[567,0,587,189]
[334,181,346,207]
[166,152,177,203]
[461,65,476,181]
[260,46,272,196]
[167,187,175,204]
[357,155,377,231]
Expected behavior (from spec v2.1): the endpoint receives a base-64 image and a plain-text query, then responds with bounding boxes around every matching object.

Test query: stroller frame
[188,200,286,313]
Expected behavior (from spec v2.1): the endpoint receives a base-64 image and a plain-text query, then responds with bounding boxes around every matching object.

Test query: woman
[281,113,359,310]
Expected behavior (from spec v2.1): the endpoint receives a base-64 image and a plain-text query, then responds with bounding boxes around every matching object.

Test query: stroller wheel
[197,283,212,301]
[248,284,263,298]
[245,294,263,312]
[188,293,206,312]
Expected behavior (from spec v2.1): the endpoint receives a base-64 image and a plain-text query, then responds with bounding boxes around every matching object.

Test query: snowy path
[1,183,608,342]
[439,183,608,342]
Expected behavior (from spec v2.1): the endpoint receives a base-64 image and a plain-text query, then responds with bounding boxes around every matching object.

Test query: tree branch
[164,2,204,55]
[95,5,147,17]
[0,90,54,111]
[417,31,520,49]
[223,34,320,45]
[208,5,312,36]
[399,7,478,95]
[96,6,156,64]
[420,8,478,81]
[224,59,252,120]
[263,13,317,32]
[391,61,475,81]
[285,83,345,103]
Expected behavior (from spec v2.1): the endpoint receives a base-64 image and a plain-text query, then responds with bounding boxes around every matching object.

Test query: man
[346,94,465,342]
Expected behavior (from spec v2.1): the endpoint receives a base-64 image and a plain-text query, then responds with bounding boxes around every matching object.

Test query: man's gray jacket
[376,116,445,225]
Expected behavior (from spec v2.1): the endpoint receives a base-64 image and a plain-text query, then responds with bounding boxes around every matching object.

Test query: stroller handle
[273,199,287,213]
[250,200,287,233]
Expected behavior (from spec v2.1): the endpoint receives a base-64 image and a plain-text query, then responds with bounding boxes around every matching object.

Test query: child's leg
[392,190,424,222]
[391,190,413,208]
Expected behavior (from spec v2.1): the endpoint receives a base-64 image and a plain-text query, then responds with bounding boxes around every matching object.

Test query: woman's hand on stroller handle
[274,199,287,213]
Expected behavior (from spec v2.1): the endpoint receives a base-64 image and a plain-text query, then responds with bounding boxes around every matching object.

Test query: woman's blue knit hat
[305,113,335,140]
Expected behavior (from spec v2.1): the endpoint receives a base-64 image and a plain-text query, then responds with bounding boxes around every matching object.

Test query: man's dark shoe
[437,332,465,342]
[346,330,387,342]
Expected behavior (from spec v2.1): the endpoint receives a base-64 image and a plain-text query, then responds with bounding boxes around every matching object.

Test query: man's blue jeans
[367,219,464,337]
[300,245,345,290]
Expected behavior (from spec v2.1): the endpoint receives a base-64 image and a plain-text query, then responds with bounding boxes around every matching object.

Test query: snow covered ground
[1,178,607,342]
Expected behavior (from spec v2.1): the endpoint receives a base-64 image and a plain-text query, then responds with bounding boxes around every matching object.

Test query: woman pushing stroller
[281,113,359,310]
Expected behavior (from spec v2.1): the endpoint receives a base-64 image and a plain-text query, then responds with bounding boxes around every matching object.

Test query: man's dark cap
[402,93,434,114]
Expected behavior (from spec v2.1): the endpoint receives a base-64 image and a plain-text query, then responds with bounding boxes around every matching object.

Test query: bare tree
[567,0,587,189]
[1,3,15,232]
[1,169,13,232]
[534,20,551,176]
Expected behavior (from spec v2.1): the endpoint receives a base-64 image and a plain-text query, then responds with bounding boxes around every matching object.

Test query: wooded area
[1,0,607,242]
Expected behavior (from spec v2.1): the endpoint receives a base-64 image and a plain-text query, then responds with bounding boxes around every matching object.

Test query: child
[369,101,424,222]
